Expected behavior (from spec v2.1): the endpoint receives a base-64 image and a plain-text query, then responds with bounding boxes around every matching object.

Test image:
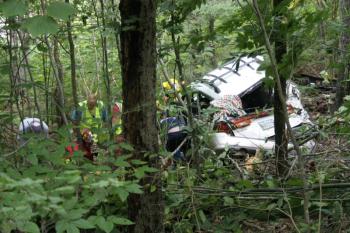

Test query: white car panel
[191,55,316,153]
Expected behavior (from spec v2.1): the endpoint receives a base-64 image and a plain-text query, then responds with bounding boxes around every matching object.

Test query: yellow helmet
[162,79,181,91]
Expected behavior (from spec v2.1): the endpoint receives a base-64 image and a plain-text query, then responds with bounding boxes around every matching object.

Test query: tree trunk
[120,0,164,232]
[53,38,67,126]
[208,16,217,68]
[44,36,68,126]
[334,0,350,110]
[111,0,122,64]
[18,31,42,120]
[66,0,78,109]
[273,0,288,177]
[6,21,24,122]
[99,0,112,134]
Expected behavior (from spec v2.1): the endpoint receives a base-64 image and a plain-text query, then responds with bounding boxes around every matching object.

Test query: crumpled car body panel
[191,56,316,153]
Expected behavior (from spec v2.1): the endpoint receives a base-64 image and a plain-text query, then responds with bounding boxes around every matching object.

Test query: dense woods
[2,0,350,232]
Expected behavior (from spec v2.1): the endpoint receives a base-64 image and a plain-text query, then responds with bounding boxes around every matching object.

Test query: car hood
[190,56,264,99]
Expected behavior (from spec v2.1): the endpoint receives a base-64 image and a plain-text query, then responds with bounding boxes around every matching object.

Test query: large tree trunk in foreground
[120,0,164,232]
[273,0,288,177]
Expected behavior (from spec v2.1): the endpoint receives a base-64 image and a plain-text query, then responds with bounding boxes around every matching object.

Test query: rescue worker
[65,128,95,161]
[18,117,49,146]
[159,78,188,161]
[112,102,124,156]
[159,78,182,118]
[160,116,187,161]
[71,93,108,144]
[112,102,123,136]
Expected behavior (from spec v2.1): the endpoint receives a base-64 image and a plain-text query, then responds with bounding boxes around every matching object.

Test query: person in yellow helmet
[71,94,108,144]
[112,102,122,136]
[159,78,183,118]
[162,78,182,98]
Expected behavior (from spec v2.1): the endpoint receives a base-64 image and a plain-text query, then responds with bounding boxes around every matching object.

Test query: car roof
[191,56,265,99]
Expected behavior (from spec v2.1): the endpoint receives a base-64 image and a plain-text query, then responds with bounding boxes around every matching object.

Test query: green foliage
[0,133,158,232]
[47,1,76,21]
[0,0,27,17]
[21,16,59,37]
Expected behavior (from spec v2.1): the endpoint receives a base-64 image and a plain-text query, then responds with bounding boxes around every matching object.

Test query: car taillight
[287,104,294,114]
[215,110,272,132]
[215,121,231,133]
[232,117,252,128]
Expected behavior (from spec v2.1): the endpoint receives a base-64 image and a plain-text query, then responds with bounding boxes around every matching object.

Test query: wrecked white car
[191,56,317,154]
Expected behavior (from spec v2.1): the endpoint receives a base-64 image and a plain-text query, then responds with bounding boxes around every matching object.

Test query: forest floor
[240,81,350,232]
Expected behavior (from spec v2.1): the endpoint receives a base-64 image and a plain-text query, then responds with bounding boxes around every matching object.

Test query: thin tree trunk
[169,12,199,166]
[99,0,112,134]
[208,16,217,68]
[272,0,288,177]
[6,22,24,124]
[53,38,67,126]
[42,52,50,124]
[66,0,78,109]
[120,0,164,232]
[111,0,122,64]
[17,31,42,122]
[334,0,350,110]
[44,37,68,126]
[252,0,310,231]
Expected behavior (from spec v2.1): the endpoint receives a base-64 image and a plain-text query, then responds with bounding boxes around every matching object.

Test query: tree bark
[6,21,24,123]
[208,16,217,68]
[53,38,68,126]
[334,0,350,110]
[111,0,122,64]
[99,0,112,134]
[66,0,78,109]
[272,0,288,177]
[120,0,164,232]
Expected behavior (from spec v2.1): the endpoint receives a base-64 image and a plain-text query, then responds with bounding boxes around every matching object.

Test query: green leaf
[125,183,143,194]
[140,166,158,173]
[313,201,328,208]
[102,221,114,233]
[116,188,129,202]
[55,221,67,233]
[108,216,134,226]
[237,179,253,189]
[37,43,48,52]
[119,142,134,151]
[198,210,207,223]
[95,216,106,229]
[95,216,114,233]
[0,0,27,17]
[21,16,58,37]
[114,158,130,167]
[134,168,145,179]
[47,1,76,21]
[131,159,147,165]
[20,222,40,233]
[66,224,79,233]
[267,203,277,211]
[286,178,303,187]
[73,219,95,229]
[27,153,38,165]
[223,196,234,206]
